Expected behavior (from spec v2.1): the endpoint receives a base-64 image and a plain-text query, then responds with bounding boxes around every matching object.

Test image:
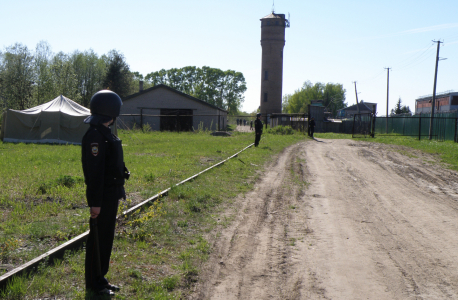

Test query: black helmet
[90,90,122,117]
[256,113,262,118]
[84,90,122,124]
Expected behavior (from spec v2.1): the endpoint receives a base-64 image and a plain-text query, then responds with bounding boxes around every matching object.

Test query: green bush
[162,275,180,291]
[266,125,298,135]
[37,175,83,194]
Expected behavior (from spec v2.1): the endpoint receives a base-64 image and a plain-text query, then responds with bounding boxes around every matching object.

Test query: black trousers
[255,133,262,147]
[85,186,121,290]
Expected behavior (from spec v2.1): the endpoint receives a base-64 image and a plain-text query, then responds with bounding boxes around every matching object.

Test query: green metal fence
[374,112,458,141]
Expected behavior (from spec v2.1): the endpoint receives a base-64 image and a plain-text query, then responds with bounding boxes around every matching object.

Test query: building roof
[261,12,285,20]
[416,91,458,102]
[311,100,323,107]
[123,84,228,113]
[338,103,373,112]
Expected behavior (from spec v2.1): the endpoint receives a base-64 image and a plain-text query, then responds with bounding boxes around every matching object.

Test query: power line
[359,69,385,84]
[398,48,437,71]
[395,43,435,70]
[359,43,434,86]
[441,32,458,40]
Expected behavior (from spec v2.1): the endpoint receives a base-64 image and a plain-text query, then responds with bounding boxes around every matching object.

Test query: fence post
[418,116,421,140]
[454,117,458,143]
[402,116,405,135]
[351,114,356,137]
[140,108,143,131]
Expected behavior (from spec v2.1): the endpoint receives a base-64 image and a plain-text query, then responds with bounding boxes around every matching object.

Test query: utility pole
[429,40,443,140]
[353,81,360,114]
[385,67,391,134]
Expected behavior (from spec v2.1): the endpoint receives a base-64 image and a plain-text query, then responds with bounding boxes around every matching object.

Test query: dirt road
[190,139,458,300]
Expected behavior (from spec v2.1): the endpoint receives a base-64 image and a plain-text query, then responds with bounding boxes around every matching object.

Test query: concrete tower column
[260,12,289,118]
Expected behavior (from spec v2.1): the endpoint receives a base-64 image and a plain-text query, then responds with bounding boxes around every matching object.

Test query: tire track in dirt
[190,142,314,300]
[190,139,458,299]
[303,139,458,299]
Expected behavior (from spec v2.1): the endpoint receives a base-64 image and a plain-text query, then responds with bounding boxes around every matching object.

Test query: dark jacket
[255,118,263,134]
[81,124,127,207]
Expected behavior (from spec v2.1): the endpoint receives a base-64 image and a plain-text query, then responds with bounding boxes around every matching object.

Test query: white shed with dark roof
[119,84,227,131]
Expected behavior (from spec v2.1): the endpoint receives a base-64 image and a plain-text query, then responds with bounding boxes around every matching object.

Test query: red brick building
[415,91,458,114]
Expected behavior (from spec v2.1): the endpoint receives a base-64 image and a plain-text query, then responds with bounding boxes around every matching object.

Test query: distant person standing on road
[250,120,253,130]
[254,113,263,147]
[82,90,130,297]
[309,117,316,138]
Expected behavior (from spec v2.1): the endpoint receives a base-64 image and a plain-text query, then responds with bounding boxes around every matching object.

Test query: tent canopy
[1,95,90,145]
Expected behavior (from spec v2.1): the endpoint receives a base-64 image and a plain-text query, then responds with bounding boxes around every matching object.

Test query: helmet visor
[84,114,113,125]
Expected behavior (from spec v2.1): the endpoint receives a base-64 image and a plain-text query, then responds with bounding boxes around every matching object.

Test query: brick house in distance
[415,91,458,114]
[118,84,227,131]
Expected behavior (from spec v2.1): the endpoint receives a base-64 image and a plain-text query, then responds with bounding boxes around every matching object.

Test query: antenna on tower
[286,12,291,27]
[272,0,275,13]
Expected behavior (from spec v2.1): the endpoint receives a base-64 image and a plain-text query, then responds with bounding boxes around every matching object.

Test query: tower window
[264,70,268,80]
[264,93,268,102]
[275,21,279,25]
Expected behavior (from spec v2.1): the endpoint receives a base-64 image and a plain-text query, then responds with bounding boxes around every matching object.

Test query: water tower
[260,11,290,117]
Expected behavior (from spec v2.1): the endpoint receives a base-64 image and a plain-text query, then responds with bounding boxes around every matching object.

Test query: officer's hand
[90,207,101,218]
[124,166,130,180]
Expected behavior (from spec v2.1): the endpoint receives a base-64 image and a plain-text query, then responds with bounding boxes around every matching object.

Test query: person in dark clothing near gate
[254,113,263,147]
[82,90,130,297]
[309,117,316,138]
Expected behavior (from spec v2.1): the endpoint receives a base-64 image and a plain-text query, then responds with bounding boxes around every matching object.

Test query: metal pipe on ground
[0,143,254,291]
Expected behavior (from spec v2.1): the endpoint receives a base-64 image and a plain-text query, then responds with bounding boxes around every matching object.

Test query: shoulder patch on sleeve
[91,143,99,156]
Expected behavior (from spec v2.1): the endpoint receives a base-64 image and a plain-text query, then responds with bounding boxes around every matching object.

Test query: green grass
[5,129,458,299]
[0,128,307,299]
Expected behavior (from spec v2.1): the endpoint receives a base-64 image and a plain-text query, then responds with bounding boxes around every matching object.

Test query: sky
[1,0,458,116]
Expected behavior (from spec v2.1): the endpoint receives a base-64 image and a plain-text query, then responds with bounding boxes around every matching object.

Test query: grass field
[5,129,458,299]
[0,127,307,299]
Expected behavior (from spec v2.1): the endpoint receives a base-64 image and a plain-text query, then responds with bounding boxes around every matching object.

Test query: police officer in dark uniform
[254,113,263,147]
[82,90,130,297]
[309,117,316,138]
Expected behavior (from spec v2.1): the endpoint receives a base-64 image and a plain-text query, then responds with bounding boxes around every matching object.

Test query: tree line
[0,42,136,111]
[0,42,246,114]
[144,66,246,115]
[282,81,347,117]
[391,98,411,116]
